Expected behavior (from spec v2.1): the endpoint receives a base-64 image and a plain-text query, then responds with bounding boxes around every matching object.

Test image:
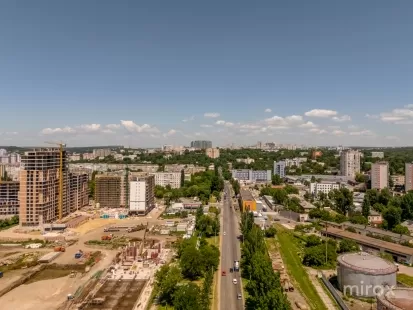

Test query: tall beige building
[406,163,413,192]
[69,173,89,211]
[95,175,121,208]
[371,162,388,190]
[19,149,69,227]
[206,148,220,159]
[340,150,361,178]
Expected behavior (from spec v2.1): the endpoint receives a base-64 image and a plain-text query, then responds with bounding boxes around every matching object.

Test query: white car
[233,278,237,284]
[223,231,226,235]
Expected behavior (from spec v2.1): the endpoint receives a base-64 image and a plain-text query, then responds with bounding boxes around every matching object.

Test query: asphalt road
[220,182,243,310]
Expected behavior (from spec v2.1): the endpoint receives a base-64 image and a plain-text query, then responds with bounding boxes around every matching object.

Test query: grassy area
[397,273,413,287]
[275,225,328,310]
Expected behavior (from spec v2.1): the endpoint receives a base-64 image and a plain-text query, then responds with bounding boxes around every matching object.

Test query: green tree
[349,214,368,225]
[154,265,182,305]
[180,245,204,280]
[338,239,359,253]
[265,226,277,238]
[180,169,185,187]
[392,224,409,236]
[200,244,220,272]
[173,283,201,310]
[305,235,322,247]
[383,206,402,230]
[362,196,371,218]
[272,174,283,185]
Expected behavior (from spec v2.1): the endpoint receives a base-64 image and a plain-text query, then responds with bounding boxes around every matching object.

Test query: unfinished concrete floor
[83,279,147,310]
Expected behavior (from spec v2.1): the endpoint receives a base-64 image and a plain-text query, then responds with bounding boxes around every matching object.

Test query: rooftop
[378,288,413,309]
[338,252,397,275]
[240,189,254,201]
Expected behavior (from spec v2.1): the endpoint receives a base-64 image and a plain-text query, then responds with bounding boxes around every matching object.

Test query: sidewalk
[307,269,337,310]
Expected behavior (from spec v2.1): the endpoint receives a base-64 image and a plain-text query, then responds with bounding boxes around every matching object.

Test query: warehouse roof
[240,189,254,201]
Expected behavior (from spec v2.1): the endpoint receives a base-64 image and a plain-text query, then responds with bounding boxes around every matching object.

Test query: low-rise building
[391,175,405,187]
[368,211,383,227]
[231,169,271,182]
[284,157,307,167]
[151,172,181,188]
[240,189,256,211]
[236,158,255,164]
[371,151,384,159]
[205,148,220,159]
[310,182,341,195]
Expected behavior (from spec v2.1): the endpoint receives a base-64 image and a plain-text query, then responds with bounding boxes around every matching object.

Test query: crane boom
[45,141,66,220]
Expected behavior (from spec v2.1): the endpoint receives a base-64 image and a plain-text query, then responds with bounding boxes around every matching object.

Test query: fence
[320,272,349,310]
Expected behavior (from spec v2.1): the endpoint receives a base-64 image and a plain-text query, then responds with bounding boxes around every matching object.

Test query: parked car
[222,271,226,276]
[237,293,242,300]
[232,278,237,284]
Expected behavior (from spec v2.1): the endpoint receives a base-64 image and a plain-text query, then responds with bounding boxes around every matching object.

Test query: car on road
[221,271,226,276]
[232,278,237,284]
[223,231,226,235]
[237,293,242,300]
[230,267,233,273]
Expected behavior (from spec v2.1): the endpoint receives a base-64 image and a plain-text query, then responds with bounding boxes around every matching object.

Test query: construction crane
[45,141,66,220]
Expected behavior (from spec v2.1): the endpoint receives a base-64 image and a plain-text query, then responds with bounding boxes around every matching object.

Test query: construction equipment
[139,222,149,257]
[101,235,112,241]
[54,246,66,252]
[45,141,66,220]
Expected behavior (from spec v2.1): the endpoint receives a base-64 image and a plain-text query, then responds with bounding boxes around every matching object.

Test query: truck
[234,260,239,272]
[104,227,120,232]
[101,235,112,241]
[54,246,66,252]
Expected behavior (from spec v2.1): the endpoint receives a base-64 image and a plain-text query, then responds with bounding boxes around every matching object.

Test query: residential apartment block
[371,161,389,190]
[19,149,69,227]
[205,148,220,159]
[93,148,111,158]
[406,163,413,192]
[274,161,286,178]
[69,173,89,212]
[95,175,122,208]
[129,174,155,215]
[231,169,271,182]
[310,182,341,196]
[151,172,181,188]
[284,157,307,167]
[190,140,212,149]
[0,181,19,217]
[340,149,361,179]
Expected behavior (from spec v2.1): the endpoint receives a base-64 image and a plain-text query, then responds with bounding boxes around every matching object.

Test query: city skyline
[1,1,412,147]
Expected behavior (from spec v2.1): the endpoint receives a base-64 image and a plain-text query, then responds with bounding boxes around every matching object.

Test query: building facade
[152,172,181,188]
[231,169,271,182]
[69,173,89,212]
[274,161,286,178]
[340,150,361,179]
[0,181,19,217]
[93,148,111,158]
[406,163,413,192]
[95,175,121,208]
[240,189,256,212]
[309,182,341,195]
[190,140,212,149]
[371,162,388,190]
[205,148,220,159]
[129,174,155,215]
[19,149,69,227]
[371,151,384,159]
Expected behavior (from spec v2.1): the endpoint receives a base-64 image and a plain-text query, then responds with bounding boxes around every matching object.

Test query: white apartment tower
[371,162,389,190]
[340,150,361,179]
[129,174,155,215]
[406,163,413,192]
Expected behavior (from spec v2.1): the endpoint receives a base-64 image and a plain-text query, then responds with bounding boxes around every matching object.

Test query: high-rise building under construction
[19,148,69,226]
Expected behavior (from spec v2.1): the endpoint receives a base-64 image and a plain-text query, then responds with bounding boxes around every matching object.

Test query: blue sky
[0,1,412,147]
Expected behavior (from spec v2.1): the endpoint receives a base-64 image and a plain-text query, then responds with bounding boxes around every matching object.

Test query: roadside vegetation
[0,216,19,231]
[240,212,291,309]
[397,273,413,287]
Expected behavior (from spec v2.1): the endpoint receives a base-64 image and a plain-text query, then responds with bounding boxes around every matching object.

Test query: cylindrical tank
[337,252,397,298]
[376,287,413,310]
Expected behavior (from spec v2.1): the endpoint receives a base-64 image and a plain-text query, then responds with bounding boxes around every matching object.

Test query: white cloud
[182,116,195,122]
[120,120,159,133]
[309,128,327,134]
[332,130,346,136]
[380,107,413,123]
[102,129,115,134]
[299,121,317,128]
[265,115,303,127]
[264,108,272,113]
[200,124,213,128]
[106,124,121,129]
[332,115,351,122]
[41,126,76,135]
[204,112,220,118]
[349,130,374,136]
[78,124,101,132]
[304,109,338,118]
[404,104,413,108]
[163,129,177,137]
[365,114,379,119]
[215,120,234,127]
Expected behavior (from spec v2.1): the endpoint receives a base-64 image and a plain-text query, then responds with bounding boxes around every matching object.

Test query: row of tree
[240,212,291,309]
[0,216,19,229]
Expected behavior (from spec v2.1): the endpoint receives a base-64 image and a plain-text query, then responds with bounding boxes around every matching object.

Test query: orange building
[240,189,256,212]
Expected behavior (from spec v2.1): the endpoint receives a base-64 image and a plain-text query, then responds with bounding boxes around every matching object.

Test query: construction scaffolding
[0,181,19,216]
[95,175,122,208]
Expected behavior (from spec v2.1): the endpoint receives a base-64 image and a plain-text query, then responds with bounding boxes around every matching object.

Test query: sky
[0,1,412,147]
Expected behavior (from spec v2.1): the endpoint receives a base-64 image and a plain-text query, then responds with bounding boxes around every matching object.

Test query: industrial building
[69,173,89,212]
[337,252,397,297]
[95,175,122,208]
[129,174,155,215]
[151,172,181,188]
[340,149,361,178]
[19,148,69,227]
[371,161,389,190]
[240,189,256,211]
[231,169,271,182]
[377,287,413,310]
[0,181,19,217]
[190,140,212,149]
[322,227,413,265]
